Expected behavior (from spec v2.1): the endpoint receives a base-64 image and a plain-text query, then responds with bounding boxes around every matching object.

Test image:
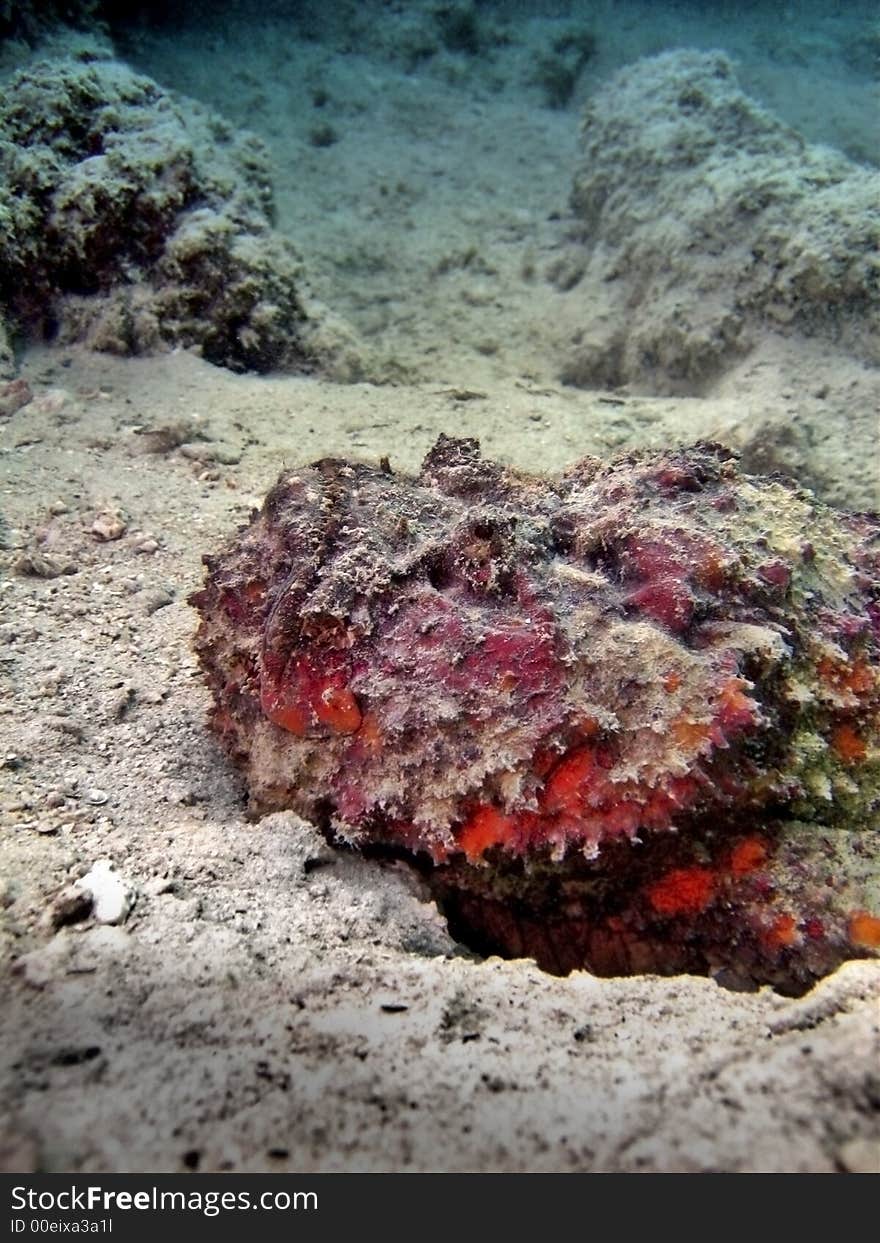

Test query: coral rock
[566,50,880,392]
[192,437,880,993]
[0,52,321,373]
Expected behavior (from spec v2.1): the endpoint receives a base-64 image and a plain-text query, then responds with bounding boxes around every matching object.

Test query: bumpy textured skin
[192,437,880,993]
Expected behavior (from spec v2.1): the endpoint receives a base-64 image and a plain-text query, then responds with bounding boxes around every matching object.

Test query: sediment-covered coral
[0,51,322,372]
[564,50,880,392]
[192,437,880,992]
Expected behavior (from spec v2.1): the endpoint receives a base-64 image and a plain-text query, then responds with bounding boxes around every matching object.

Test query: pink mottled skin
[192,437,880,992]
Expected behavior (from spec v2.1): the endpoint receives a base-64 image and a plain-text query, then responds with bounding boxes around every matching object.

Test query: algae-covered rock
[0,51,324,372]
[565,50,880,392]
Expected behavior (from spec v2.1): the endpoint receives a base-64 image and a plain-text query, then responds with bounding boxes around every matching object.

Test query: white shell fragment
[75,859,135,925]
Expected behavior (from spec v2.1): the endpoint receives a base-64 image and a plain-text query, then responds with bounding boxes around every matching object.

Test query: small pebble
[134,538,159,555]
[48,886,94,931]
[180,441,241,465]
[140,586,174,615]
[45,716,86,742]
[213,445,242,466]
[48,500,70,516]
[13,550,77,579]
[91,508,127,542]
[0,378,33,418]
[75,859,135,925]
[84,788,109,806]
[31,388,69,415]
[134,419,202,454]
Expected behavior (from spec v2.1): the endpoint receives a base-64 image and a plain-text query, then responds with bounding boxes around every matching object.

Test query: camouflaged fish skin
[191,437,880,993]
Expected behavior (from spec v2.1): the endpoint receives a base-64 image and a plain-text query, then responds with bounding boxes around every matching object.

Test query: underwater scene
[0,0,878,1174]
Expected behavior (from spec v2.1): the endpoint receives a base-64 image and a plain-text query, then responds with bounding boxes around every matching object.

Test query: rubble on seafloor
[191,436,880,995]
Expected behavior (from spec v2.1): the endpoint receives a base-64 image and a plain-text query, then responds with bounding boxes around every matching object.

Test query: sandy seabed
[1,1,879,1173]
